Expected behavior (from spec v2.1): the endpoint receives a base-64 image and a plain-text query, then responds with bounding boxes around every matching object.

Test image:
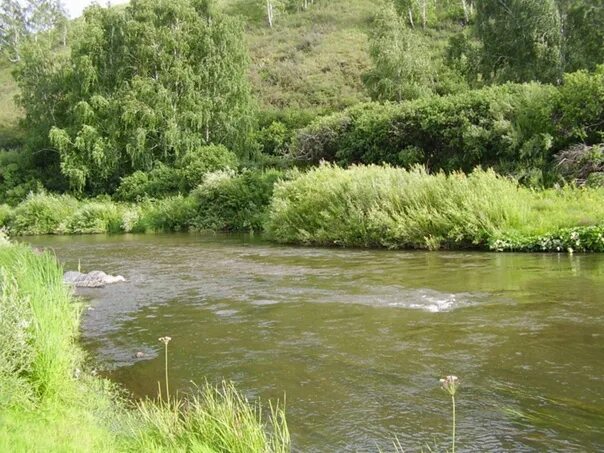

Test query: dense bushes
[292,67,604,185]
[1,168,286,234]
[190,169,285,232]
[3,165,604,253]
[116,145,240,201]
[10,193,79,235]
[267,164,604,251]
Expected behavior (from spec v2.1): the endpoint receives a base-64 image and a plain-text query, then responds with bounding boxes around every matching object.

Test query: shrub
[121,206,146,233]
[0,149,43,205]
[490,226,604,253]
[115,165,184,202]
[254,121,290,155]
[555,143,604,185]
[556,67,604,145]
[177,145,239,191]
[267,164,524,249]
[0,227,9,246]
[291,68,604,185]
[191,169,284,232]
[140,196,196,232]
[65,202,124,234]
[115,171,151,202]
[10,192,79,235]
[0,204,13,228]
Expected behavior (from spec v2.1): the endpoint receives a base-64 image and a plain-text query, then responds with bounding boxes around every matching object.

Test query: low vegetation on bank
[267,164,604,252]
[2,164,603,253]
[0,238,289,451]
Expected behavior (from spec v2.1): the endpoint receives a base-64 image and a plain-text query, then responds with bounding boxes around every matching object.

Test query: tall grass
[0,242,290,451]
[131,382,289,452]
[267,163,604,251]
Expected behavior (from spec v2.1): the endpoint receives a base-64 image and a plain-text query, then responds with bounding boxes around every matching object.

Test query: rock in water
[64,270,126,288]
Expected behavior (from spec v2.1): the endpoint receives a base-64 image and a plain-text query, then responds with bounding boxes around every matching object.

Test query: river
[24,233,604,452]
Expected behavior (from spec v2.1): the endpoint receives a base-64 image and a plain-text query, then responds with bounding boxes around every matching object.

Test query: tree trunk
[421,0,427,29]
[408,8,415,28]
[462,0,468,24]
[266,0,273,28]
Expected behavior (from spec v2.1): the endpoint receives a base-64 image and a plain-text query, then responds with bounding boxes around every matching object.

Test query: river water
[24,233,604,452]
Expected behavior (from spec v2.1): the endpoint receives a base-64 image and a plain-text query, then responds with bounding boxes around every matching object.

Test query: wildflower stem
[451,394,456,453]
[164,341,170,401]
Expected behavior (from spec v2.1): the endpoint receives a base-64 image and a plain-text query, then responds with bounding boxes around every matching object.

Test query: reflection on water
[24,233,604,452]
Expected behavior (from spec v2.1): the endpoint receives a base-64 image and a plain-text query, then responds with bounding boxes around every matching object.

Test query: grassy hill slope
[223,0,374,113]
[0,63,22,147]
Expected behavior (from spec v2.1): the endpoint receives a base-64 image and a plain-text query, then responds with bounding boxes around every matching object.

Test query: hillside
[0,63,21,147]
[0,0,376,146]
[222,0,374,113]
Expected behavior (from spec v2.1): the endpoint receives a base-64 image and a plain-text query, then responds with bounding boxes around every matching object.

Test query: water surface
[25,234,604,452]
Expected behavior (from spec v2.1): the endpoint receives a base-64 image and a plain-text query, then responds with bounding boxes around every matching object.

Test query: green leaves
[16,0,253,194]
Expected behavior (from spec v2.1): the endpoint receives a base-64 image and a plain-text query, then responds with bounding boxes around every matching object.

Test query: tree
[0,0,67,62]
[475,0,563,84]
[16,0,254,193]
[0,0,27,61]
[363,1,435,101]
[560,0,604,72]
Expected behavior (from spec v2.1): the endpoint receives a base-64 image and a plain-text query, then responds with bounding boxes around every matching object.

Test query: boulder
[64,270,126,288]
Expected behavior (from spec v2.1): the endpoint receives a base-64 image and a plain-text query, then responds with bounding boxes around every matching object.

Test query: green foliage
[16,0,253,193]
[267,163,604,251]
[115,146,238,201]
[293,69,604,184]
[267,164,524,248]
[0,148,42,205]
[475,0,563,84]
[561,0,604,73]
[177,145,239,190]
[140,196,197,232]
[115,171,152,202]
[364,2,436,101]
[65,201,124,234]
[555,66,604,145]
[491,226,604,252]
[115,165,182,202]
[132,382,289,452]
[554,143,604,184]
[0,203,13,227]
[293,82,557,177]
[10,192,78,235]
[191,169,284,231]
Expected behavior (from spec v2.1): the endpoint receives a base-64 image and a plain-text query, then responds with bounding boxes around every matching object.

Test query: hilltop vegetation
[0,0,377,147]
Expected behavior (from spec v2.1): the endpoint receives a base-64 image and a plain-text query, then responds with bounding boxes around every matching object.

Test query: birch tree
[16,0,254,193]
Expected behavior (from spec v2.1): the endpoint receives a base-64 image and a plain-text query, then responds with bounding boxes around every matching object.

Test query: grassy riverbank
[267,165,604,252]
[1,164,604,253]
[0,235,289,452]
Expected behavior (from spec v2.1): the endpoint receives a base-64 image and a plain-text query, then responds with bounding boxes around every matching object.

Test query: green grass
[224,0,374,113]
[266,163,604,251]
[0,241,290,452]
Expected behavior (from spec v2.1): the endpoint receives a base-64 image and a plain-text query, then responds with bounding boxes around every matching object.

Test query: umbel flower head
[440,375,459,396]
[159,336,172,345]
